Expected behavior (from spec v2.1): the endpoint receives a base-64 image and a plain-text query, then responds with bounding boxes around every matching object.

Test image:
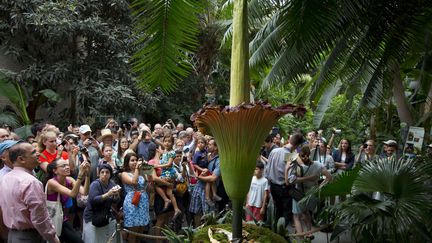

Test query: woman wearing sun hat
[98,129,118,152]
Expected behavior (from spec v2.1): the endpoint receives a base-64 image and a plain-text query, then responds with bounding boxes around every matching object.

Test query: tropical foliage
[0,0,157,126]
[248,0,432,130]
[192,224,288,243]
[303,157,432,242]
[131,0,203,93]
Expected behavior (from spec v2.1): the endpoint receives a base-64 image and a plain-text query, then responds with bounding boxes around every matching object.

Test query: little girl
[98,145,117,175]
[154,135,181,217]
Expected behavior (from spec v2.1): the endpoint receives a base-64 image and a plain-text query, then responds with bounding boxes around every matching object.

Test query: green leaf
[39,89,61,102]
[0,73,21,105]
[131,0,202,93]
[312,79,342,128]
[14,125,33,139]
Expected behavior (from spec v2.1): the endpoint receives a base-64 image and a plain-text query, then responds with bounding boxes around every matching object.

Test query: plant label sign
[404,126,425,155]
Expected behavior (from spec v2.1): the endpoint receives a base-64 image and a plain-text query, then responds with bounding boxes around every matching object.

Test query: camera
[130,128,139,137]
[121,120,132,130]
[332,128,342,134]
[363,144,368,149]
[64,134,79,145]
[80,147,89,157]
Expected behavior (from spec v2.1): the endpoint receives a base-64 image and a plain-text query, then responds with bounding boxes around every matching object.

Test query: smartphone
[80,147,89,159]
[78,153,84,163]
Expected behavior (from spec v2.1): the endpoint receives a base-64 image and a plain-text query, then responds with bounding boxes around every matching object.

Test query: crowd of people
[0,119,228,243]
[0,119,430,243]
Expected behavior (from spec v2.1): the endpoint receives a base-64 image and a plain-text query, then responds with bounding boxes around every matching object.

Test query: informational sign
[404,126,425,155]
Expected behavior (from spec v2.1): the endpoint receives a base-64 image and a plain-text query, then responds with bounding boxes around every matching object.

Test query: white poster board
[404,126,425,154]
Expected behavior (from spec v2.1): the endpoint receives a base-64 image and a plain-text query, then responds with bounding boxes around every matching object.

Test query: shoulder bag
[45,183,63,236]
[288,162,310,202]
[91,181,111,227]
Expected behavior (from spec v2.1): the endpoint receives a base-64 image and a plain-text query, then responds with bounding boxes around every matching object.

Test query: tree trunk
[392,62,414,126]
[423,82,432,143]
[370,110,377,140]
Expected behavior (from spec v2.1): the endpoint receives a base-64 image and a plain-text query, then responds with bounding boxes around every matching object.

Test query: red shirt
[39,150,68,164]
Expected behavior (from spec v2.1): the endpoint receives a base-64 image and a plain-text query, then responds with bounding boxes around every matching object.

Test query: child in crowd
[192,136,221,205]
[245,161,269,222]
[97,145,117,175]
[154,135,181,217]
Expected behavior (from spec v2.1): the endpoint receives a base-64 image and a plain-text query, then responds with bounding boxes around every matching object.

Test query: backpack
[36,153,48,186]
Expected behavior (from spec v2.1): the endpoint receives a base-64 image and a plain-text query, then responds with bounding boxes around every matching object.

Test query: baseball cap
[130,129,140,137]
[383,139,397,146]
[0,140,20,155]
[79,125,92,134]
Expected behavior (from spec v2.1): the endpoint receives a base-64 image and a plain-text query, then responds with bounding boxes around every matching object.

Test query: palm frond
[310,33,352,102]
[131,0,202,93]
[249,10,283,68]
[293,74,313,103]
[323,157,432,242]
[312,79,342,128]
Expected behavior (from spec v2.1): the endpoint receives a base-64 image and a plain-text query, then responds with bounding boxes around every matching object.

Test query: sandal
[305,235,315,240]
[173,211,182,220]
[161,201,172,213]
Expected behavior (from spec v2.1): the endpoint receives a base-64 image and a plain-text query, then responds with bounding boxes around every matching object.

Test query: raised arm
[120,160,142,186]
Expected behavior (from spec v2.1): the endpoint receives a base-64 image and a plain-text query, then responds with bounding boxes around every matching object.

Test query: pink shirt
[0,167,57,242]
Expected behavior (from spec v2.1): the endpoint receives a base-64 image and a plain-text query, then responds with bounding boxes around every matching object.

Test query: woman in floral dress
[120,152,149,243]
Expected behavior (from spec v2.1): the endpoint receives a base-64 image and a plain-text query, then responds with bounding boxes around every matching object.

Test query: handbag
[92,181,110,227]
[288,161,311,202]
[45,184,63,236]
[131,191,141,207]
[289,187,305,201]
[176,181,188,195]
[77,193,88,208]
[92,207,110,227]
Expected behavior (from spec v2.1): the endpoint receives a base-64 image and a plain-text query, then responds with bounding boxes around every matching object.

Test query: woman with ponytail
[46,158,90,243]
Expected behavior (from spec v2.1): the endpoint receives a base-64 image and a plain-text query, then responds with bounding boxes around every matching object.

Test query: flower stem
[230,0,250,106]
[231,198,243,241]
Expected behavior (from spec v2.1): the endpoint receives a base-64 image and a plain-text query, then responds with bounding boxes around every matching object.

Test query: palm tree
[248,0,432,127]
[303,157,432,242]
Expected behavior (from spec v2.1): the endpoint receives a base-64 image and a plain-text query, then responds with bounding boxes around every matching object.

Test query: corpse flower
[191,101,306,239]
